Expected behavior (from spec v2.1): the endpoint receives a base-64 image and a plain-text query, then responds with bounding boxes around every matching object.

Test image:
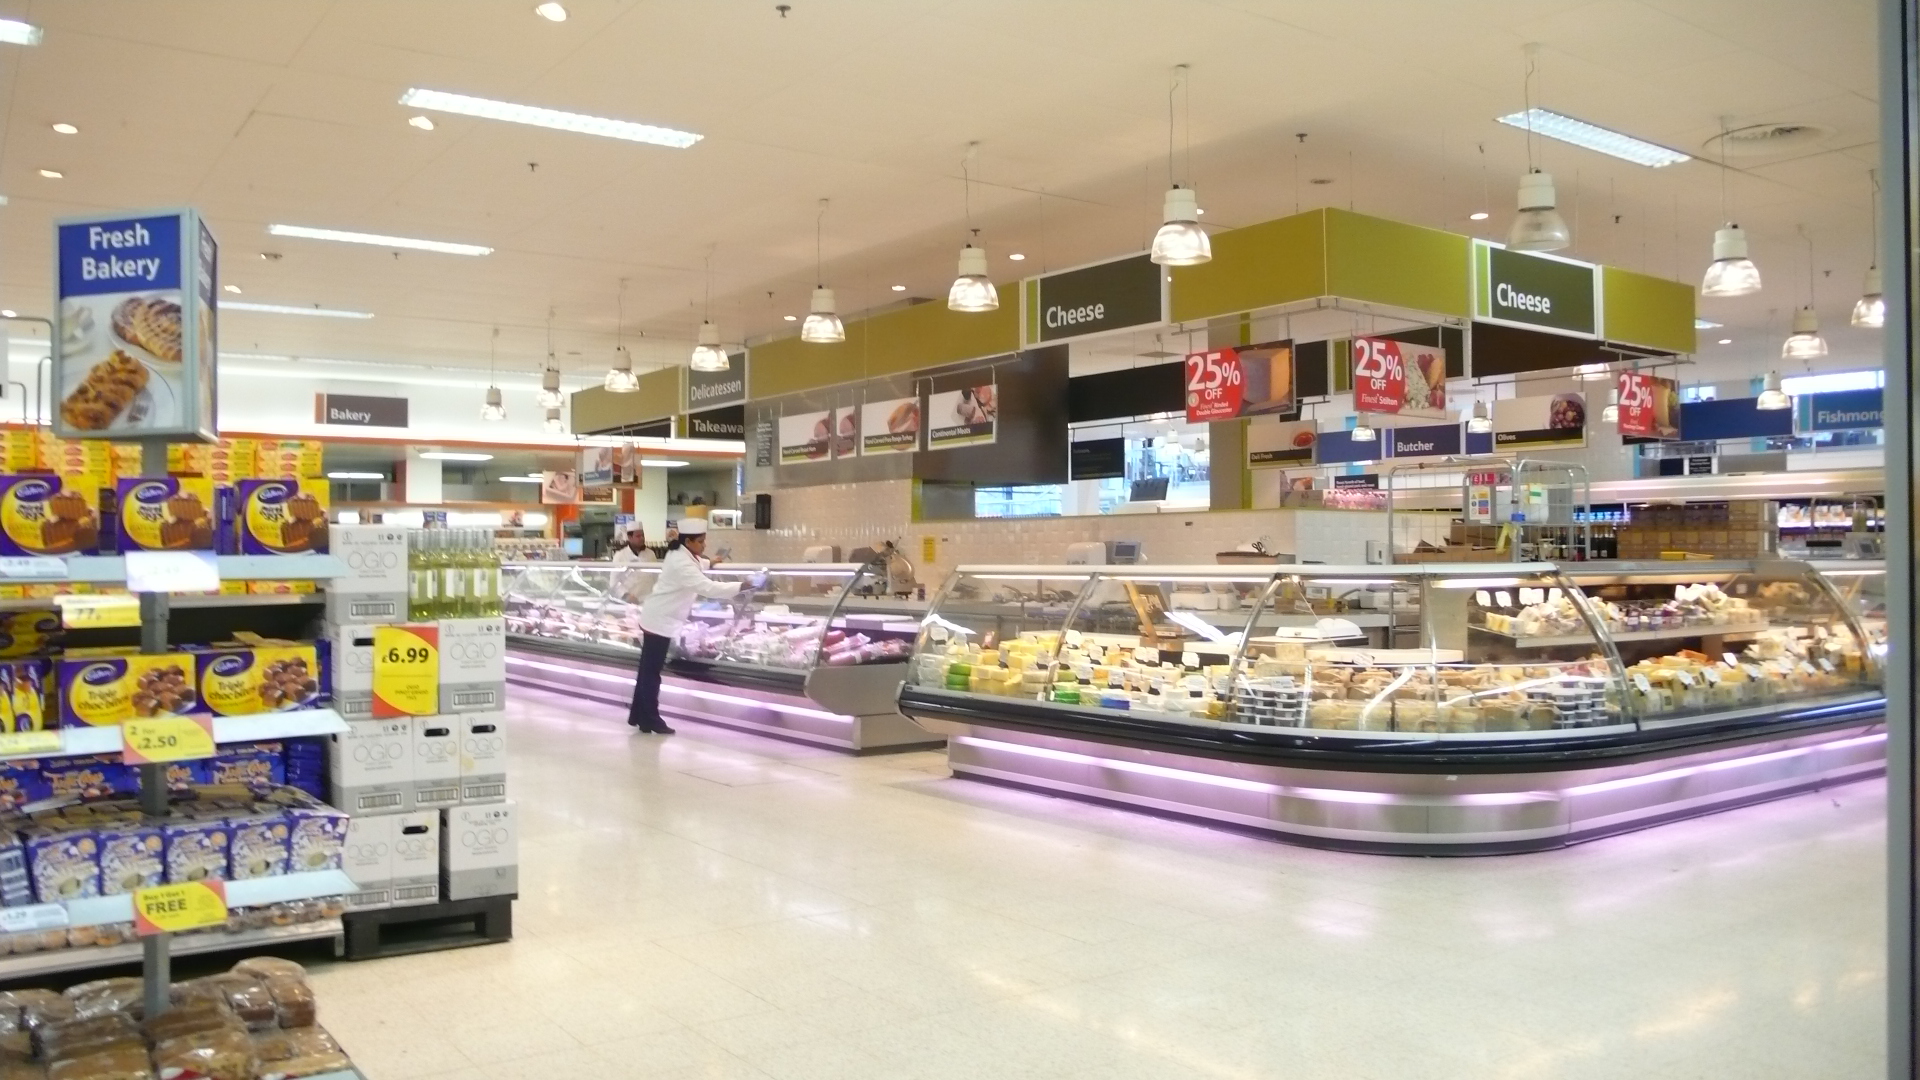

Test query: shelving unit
[0,919,345,982]
[0,708,349,763]
[1472,621,1772,649]
[3,871,356,934]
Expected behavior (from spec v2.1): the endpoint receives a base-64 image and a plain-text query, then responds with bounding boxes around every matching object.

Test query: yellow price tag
[133,881,227,936]
[54,595,140,629]
[921,536,937,564]
[373,624,440,718]
[122,714,217,765]
[0,731,63,757]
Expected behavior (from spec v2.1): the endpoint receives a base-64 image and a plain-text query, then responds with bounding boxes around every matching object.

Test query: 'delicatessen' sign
[686,354,747,411]
[314,393,408,427]
[1030,254,1164,343]
[1475,241,1597,338]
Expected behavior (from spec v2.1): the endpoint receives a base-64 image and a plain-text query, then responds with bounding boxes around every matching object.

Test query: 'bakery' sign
[314,393,409,428]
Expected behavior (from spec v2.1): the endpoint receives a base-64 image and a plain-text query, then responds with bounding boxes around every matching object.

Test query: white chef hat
[677,518,709,536]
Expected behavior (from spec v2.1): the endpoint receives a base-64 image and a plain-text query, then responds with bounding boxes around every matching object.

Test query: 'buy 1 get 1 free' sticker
[133,880,226,936]
[373,624,439,717]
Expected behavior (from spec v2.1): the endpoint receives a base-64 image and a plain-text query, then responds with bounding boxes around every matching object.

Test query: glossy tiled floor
[310,690,1889,1079]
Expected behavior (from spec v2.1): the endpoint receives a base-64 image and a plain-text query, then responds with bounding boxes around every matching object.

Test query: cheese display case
[1805,559,1887,653]
[898,561,1886,853]
[501,561,938,752]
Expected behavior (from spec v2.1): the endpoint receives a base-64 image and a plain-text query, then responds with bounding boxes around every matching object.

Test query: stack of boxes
[1612,502,1776,560]
[323,527,515,914]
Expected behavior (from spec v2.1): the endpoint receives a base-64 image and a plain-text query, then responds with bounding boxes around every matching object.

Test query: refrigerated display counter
[1804,559,1886,652]
[502,561,939,752]
[897,560,1885,853]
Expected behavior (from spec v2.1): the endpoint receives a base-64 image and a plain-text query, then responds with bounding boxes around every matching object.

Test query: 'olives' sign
[1030,254,1165,343]
[1474,241,1597,338]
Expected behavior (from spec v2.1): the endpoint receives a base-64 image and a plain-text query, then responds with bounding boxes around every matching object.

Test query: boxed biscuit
[0,759,48,811]
[440,801,515,901]
[229,813,291,880]
[391,810,441,907]
[57,651,198,726]
[438,617,505,713]
[207,743,285,788]
[115,477,216,551]
[195,641,321,716]
[22,825,100,902]
[411,716,460,810]
[286,803,348,873]
[0,660,50,732]
[42,756,128,802]
[235,479,329,555]
[96,822,163,895]
[0,475,100,556]
[458,712,507,804]
[161,816,231,884]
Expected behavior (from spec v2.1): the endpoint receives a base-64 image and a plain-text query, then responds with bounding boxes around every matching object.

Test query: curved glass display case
[501,561,935,752]
[1805,559,1886,654]
[899,561,1886,853]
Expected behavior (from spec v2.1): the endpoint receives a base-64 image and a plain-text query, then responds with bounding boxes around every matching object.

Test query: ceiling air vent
[1704,123,1830,158]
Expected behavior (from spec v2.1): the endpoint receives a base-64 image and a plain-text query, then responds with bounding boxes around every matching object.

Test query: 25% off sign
[1183,348,1244,422]
[373,624,440,717]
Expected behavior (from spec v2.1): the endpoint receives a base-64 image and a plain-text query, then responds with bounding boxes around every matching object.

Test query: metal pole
[1880,0,1916,1074]
[137,440,174,1021]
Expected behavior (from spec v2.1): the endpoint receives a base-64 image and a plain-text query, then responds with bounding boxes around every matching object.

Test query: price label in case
[1632,673,1653,693]
[372,624,440,718]
[124,550,220,595]
[1722,652,1741,669]
[55,595,140,630]
[133,881,227,937]
[0,730,63,757]
[1674,670,1695,687]
[0,557,67,580]
[0,902,68,934]
[1703,667,1723,684]
[123,714,216,765]
[1818,657,1836,672]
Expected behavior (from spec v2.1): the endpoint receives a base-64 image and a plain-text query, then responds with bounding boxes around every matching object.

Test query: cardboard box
[327,719,412,814]
[195,642,321,716]
[438,617,505,713]
[58,651,199,727]
[326,526,410,622]
[234,479,329,554]
[340,813,392,911]
[114,477,216,551]
[458,712,507,804]
[0,476,100,556]
[411,716,460,810]
[440,801,516,901]
[390,810,441,907]
[325,624,376,720]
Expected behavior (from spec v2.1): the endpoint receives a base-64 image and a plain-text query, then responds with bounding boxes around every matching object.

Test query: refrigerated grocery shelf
[0,708,350,763]
[0,918,343,982]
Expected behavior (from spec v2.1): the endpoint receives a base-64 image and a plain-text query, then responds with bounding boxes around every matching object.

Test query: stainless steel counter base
[506,647,942,754]
[924,719,1888,854]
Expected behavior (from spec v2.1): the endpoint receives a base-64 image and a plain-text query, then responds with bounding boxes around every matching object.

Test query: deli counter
[502,561,939,752]
[897,560,1886,853]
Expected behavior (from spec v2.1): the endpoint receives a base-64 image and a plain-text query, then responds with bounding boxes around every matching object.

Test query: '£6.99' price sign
[373,623,440,717]
[1183,348,1244,423]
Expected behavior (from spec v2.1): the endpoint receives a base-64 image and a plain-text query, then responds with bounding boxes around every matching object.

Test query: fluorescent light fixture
[50,123,76,135]
[640,459,689,468]
[268,223,492,256]
[498,475,544,484]
[223,301,374,319]
[399,87,701,149]
[1496,108,1690,168]
[1694,318,1722,329]
[418,451,494,462]
[326,471,386,481]
[1782,370,1883,396]
[37,169,62,179]
[0,19,43,45]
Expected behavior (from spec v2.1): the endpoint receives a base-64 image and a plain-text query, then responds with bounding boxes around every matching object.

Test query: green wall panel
[1169,210,1326,324]
[1603,266,1698,353]
[1325,210,1472,317]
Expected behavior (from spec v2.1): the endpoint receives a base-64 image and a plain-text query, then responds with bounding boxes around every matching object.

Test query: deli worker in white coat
[626,518,740,733]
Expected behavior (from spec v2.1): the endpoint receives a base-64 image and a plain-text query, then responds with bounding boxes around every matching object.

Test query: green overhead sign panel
[1474,241,1598,338]
[1026,253,1166,345]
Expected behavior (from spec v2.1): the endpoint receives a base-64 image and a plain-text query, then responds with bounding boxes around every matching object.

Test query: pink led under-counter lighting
[1563,731,1886,796]
[504,654,853,723]
[954,735,1428,803]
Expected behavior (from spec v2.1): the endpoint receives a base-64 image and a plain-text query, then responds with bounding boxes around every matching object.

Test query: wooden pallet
[341,896,514,960]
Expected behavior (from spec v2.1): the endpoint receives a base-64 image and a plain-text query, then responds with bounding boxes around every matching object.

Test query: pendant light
[1780,228,1827,359]
[480,328,506,421]
[1467,400,1493,434]
[1350,420,1376,442]
[690,252,731,371]
[542,406,565,434]
[1852,169,1884,328]
[1600,387,1619,424]
[1151,65,1211,266]
[1506,50,1569,252]
[948,144,999,312]
[1756,371,1792,410]
[604,279,639,392]
[801,199,845,344]
[536,310,564,407]
[1701,118,1762,297]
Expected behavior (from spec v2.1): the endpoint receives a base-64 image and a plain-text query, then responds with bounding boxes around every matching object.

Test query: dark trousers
[627,631,673,729]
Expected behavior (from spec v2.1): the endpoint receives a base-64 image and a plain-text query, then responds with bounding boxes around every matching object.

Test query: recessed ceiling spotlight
[891,284,906,292]
[1469,211,1490,221]
[37,169,62,179]
[398,87,700,148]
[534,2,567,20]
[50,123,76,135]
[223,285,242,294]
[1310,178,1334,185]
[783,314,797,321]
[1694,318,1723,329]
[408,115,435,131]
[418,451,494,462]
[0,311,15,319]
[268,223,492,256]
[1717,338,1733,345]
[1008,253,1025,261]
[1195,208,1205,216]
[0,19,42,46]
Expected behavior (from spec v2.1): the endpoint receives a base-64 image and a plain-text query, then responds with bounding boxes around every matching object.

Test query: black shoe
[651,723,677,735]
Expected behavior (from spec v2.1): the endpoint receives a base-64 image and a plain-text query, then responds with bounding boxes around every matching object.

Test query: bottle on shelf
[408,529,437,621]
[435,530,466,620]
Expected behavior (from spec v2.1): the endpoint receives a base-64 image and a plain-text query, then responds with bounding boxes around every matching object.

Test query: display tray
[898,685,1886,774]
[0,918,342,982]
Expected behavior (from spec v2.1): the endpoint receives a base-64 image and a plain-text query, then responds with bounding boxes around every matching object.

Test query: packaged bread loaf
[0,1062,45,1080]
[35,1015,137,1061]
[44,1044,151,1080]
[152,1024,255,1080]
[229,958,305,982]
[61,981,140,1022]
[251,1028,349,1079]
[261,977,313,1030]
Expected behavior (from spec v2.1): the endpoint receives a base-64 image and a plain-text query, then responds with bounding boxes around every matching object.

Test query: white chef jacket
[639,547,741,637]
[610,544,658,565]
[609,543,658,603]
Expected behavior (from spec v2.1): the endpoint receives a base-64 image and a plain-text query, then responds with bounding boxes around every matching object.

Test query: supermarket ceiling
[0,0,1883,381]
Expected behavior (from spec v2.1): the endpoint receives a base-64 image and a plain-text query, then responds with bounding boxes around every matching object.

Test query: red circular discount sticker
[372,623,440,718]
